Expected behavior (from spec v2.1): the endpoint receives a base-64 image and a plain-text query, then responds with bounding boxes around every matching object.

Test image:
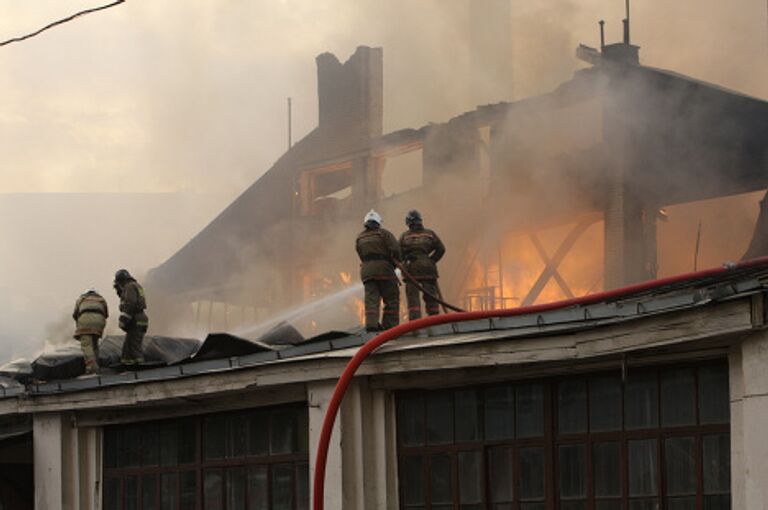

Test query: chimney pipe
[599,20,605,49]
[625,0,631,44]
[622,19,629,44]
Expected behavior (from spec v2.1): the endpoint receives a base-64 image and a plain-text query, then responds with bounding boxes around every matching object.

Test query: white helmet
[364,209,382,226]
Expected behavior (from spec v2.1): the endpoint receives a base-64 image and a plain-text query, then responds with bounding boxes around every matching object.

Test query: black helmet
[405,209,423,226]
[114,269,132,283]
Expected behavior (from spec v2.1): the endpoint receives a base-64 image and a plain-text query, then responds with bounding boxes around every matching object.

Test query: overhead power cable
[0,0,125,48]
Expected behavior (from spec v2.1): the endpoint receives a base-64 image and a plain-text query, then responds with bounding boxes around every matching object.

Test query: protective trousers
[405,280,441,320]
[121,325,147,364]
[79,334,100,374]
[363,279,400,331]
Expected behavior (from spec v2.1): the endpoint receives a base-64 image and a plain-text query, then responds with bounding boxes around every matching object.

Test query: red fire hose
[312,257,768,509]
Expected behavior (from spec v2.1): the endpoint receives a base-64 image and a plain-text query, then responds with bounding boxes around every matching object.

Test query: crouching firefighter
[400,209,446,320]
[113,269,149,365]
[356,210,402,331]
[73,289,109,374]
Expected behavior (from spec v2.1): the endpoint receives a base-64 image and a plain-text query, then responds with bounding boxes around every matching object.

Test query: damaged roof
[1,262,767,404]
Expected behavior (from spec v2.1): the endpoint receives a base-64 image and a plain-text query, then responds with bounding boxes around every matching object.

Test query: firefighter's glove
[395,268,402,280]
[118,312,134,332]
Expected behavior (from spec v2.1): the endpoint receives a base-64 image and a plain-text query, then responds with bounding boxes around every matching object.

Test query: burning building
[1,19,768,510]
[145,31,768,338]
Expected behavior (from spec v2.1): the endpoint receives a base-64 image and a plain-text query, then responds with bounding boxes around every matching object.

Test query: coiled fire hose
[312,256,768,509]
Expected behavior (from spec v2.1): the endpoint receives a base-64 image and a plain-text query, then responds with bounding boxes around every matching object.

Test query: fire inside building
[2,19,768,510]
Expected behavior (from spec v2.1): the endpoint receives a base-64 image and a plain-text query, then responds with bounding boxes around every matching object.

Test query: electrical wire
[0,0,125,48]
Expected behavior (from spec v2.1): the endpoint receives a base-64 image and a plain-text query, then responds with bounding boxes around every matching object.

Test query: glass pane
[297,409,309,454]
[249,411,269,456]
[142,424,159,466]
[516,384,544,438]
[666,437,696,496]
[590,376,622,432]
[559,380,587,434]
[397,394,425,446]
[703,494,732,509]
[296,463,309,510]
[121,428,141,467]
[559,444,586,499]
[668,497,696,510]
[205,416,226,460]
[228,415,248,458]
[272,463,294,510]
[561,502,586,510]
[402,455,425,505]
[625,372,658,430]
[427,392,454,444]
[593,442,621,498]
[519,447,545,501]
[455,390,481,442]
[159,423,179,466]
[485,386,514,440]
[703,434,731,494]
[103,477,120,510]
[628,439,658,497]
[204,470,223,510]
[178,419,196,464]
[247,466,269,510]
[699,364,730,424]
[520,502,546,510]
[661,367,696,427]
[227,467,246,510]
[430,454,453,504]
[595,501,622,510]
[629,500,658,510]
[104,430,118,468]
[125,476,139,510]
[458,451,483,504]
[180,471,196,510]
[144,478,159,510]
[271,410,298,454]
[160,472,177,510]
[488,447,513,503]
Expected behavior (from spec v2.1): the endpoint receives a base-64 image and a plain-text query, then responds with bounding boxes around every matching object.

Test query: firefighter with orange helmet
[400,209,446,320]
[355,210,401,331]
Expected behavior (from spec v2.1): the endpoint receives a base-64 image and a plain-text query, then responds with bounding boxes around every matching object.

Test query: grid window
[103,404,308,510]
[396,361,730,509]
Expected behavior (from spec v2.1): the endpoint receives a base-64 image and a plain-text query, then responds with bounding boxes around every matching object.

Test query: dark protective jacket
[400,225,446,280]
[356,226,401,281]
[73,292,109,337]
[119,279,149,329]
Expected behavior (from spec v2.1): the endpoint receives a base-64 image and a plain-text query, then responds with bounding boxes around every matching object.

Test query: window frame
[102,403,309,510]
[395,360,731,510]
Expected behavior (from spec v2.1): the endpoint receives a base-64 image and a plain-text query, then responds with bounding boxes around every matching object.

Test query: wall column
[730,329,768,507]
[308,381,344,510]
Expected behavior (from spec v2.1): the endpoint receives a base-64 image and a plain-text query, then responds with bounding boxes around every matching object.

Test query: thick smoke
[1,1,767,356]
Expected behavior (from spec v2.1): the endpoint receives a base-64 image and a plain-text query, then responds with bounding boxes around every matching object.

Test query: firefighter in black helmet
[355,210,401,331]
[400,210,446,320]
[113,269,149,365]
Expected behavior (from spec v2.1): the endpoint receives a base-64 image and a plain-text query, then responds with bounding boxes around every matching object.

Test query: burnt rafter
[522,215,601,306]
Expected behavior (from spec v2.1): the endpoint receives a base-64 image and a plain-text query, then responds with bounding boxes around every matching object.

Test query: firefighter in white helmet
[355,210,401,331]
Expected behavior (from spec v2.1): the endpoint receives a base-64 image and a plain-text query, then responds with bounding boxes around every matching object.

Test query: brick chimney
[316,46,383,142]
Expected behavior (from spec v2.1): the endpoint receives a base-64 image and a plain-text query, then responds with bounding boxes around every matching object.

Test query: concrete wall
[33,414,101,510]
[730,328,768,509]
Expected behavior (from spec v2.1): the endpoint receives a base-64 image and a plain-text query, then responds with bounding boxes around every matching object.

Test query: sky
[0,0,766,360]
